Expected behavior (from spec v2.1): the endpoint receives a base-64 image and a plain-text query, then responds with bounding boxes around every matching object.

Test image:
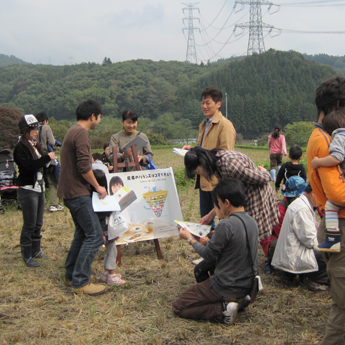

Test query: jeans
[18,188,45,246]
[199,189,215,230]
[64,195,103,288]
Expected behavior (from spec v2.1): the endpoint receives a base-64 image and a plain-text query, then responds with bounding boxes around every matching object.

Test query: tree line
[0,49,336,145]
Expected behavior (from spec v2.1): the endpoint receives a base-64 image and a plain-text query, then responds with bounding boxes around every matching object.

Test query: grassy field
[0,147,329,345]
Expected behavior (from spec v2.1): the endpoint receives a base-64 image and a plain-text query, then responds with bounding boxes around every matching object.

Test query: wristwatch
[187,237,193,244]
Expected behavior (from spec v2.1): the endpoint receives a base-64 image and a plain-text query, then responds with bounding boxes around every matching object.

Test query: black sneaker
[222,302,239,325]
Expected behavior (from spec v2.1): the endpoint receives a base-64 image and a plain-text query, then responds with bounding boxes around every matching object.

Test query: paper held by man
[92,186,137,213]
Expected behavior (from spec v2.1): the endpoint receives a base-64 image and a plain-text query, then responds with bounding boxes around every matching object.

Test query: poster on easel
[106,167,182,245]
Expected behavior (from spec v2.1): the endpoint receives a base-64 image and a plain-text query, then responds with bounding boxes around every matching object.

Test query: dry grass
[0,147,329,345]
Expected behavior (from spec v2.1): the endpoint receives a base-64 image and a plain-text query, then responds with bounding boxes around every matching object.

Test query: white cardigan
[272,194,319,274]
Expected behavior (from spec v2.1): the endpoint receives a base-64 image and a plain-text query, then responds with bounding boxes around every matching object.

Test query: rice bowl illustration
[142,189,168,217]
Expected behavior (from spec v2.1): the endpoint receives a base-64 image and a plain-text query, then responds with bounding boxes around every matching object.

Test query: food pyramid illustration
[143,187,168,217]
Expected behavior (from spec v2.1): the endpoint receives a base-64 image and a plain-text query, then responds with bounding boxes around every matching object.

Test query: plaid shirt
[215,150,279,241]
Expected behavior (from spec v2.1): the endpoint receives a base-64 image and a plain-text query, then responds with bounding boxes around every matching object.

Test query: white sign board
[106,167,182,244]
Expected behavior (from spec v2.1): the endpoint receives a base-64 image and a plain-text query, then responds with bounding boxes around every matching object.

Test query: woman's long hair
[184,146,220,181]
[20,126,45,159]
[271,124,282,139]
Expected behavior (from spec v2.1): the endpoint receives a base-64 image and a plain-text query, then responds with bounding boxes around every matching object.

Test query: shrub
[284,122,314,147]
[147,133,166,146]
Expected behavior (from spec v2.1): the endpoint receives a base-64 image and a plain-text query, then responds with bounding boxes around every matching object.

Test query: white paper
[121,135,148,153]
[173,148,188,157]
[175,220,211,237]
[92,192,121,212]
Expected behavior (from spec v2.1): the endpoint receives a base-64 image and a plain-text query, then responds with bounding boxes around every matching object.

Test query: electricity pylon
[182,3,200,63]
[234,0,275,55]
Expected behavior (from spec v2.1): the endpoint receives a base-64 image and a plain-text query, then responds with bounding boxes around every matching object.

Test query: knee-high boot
[32,240,50,259]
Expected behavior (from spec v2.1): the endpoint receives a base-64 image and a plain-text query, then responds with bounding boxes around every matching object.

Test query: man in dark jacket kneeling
[172,178,259,325]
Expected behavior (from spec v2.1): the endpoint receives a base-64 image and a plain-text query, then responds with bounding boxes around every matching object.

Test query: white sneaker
[101,272,122,282]
[107,274,126,286]
[49,205,64,212]
[222,302,239,325]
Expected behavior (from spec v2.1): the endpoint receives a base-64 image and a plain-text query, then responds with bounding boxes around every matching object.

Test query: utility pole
[225,92,228,119]
[234,0,275,55]
[182,3,200,64]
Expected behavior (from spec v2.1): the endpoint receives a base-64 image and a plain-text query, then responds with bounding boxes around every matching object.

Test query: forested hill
[0,54,26,67]
[0,49,335,138]
[304,53,345,76]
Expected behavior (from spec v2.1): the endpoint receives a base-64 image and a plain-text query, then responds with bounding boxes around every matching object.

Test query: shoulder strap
[230,213,258,275]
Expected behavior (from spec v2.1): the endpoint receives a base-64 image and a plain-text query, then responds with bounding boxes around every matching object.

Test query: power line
[279,29,345,34]
[200,0,229,31]
[278,0,345,5]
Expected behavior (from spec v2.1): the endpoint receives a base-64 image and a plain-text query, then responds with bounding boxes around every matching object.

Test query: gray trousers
[103,241,117,270]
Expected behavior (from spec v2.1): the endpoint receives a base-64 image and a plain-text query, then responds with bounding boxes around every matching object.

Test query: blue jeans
[64,196,103,288]
[18,188,45,246]
[199,189,215,230]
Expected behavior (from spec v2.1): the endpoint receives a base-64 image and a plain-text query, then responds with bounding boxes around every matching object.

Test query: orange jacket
[306,125,345,217]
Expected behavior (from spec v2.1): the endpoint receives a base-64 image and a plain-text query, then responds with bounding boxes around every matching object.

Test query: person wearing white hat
[14,114,56,267]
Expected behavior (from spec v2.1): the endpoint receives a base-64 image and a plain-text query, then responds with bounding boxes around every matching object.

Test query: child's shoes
[316,231,341,253]
[101,271,122,282]
[107,274,126,286]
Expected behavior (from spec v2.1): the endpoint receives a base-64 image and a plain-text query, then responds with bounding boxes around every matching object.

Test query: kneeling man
[272,183,329,291]
[172,178,259,325]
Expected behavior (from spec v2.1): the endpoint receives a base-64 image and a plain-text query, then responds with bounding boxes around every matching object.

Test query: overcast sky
[1,0,345,65]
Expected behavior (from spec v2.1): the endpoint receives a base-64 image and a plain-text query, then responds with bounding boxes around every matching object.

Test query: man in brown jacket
[183,87,236,230]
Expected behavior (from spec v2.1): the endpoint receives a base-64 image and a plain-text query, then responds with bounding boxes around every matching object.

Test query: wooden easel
[112,145,163,265]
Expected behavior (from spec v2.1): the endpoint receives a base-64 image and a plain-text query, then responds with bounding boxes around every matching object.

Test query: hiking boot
[316,232,341,253]
[264,259,273,274]
[21,245,40,267]
[107,274,126,286]
[72,283,107,296]
[222,302,239,325]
